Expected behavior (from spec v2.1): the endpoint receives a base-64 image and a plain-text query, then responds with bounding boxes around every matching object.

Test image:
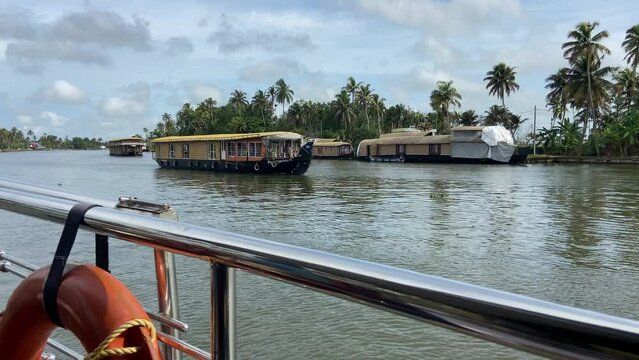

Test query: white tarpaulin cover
[481,126,516,162]
[481,126,514,146]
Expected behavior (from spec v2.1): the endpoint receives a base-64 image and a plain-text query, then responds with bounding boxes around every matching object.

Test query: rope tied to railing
[85,318,157,360]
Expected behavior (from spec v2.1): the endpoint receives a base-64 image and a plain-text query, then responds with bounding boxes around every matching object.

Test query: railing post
[154,250,181,360]
[210,263,236,360]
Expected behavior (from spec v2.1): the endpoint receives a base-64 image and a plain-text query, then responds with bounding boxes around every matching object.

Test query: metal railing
[1,178,639,359]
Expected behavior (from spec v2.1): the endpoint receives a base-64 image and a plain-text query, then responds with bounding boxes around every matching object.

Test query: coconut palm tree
[196,98,217,133]
[483,105,510,127]
[251,90,270,128]
[161,112,176,136]
[266,85,277,113]
[563,56,614,135]
[229,90,248,117]
[274,79,294,117]
[286,101,304,129]
[545,69,570,127]
[371,94,386,135]
[458,110,479,126]
[484,63,520,110]
[430,80,462,133]
[562,21,610,134]
[301,101,317,133]
[356,84,374,129]
[332,90,355,138]
[342,77,362,103]
[623,25,639,73]
[613,68,639,112]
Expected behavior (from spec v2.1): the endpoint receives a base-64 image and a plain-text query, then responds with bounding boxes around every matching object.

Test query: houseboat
[106,137,145,156]
[151,131,313,174]
[357,126,528,164]
[312,138,353,159]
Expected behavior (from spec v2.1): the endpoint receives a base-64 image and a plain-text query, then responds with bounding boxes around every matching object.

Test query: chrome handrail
[1,179,639,359]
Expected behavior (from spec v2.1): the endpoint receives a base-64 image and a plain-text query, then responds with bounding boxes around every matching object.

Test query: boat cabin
[151,132,313,174]
[312,138,353,159]
[106,137,145,156]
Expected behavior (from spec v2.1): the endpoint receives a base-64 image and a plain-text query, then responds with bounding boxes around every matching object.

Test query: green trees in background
[0,127,103,151]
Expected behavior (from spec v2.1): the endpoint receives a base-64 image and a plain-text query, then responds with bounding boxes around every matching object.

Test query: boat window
[208,143,215,160]
[169,144,175,159]
[249,142,262,157]
[429,144,441,155]
[397,144,406,154]
[182,144,190,159]
[226,142,236,156]
[238,142,248,156]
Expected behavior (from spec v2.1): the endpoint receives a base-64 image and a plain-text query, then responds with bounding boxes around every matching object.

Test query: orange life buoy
[0,264,163,360]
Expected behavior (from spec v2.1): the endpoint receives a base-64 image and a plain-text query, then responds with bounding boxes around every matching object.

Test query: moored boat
[311,138,353,159]
[151,131,313,174]
[106,137,145,156]
[357,126,527,164]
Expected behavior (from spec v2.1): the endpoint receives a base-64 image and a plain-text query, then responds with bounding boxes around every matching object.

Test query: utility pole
[533,105,537,156]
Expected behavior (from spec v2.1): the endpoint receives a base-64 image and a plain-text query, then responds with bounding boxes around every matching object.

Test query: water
[1,150,639,359]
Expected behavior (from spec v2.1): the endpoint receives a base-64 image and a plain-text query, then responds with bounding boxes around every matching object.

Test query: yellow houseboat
[151,132,313,174]
[312,138,353,159]
[357,126,527,164]
[106,137,145,156]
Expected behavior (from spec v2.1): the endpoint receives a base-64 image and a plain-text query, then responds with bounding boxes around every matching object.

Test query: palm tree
[196,98,217,133]
[287,101,304,128]
[274,79,294,117]
[484,63,520,110]
[342,77,362,103]
[430,80,462,133]
[266,85,277,113]
[229,90,248,117]
[251,90,270,128]
[545,69,569,127]
[483,105,510,126]
[355,84,374,129]
[613,68,639,112]
[562,21,610,134]
[332,90,355,138]
[371,94,386,135]
[458,110,479,126]
[622,25,639,73]
[563,56,614,135]
[161,112,176,136]
[301,101,317,133]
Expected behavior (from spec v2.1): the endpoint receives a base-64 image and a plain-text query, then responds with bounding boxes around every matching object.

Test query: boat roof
[363,135,451,145]
[451,126,484,131]
[151,131,303,143]
[108,137,145,143]
[313,138,352,147]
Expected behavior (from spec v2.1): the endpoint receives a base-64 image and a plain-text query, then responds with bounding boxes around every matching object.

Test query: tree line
[0,127,104,151]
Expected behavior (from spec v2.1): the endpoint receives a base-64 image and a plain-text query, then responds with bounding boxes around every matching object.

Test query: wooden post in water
[533,105,537,156]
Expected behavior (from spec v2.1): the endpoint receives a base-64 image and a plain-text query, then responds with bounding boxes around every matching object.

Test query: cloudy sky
[0,0,637,139]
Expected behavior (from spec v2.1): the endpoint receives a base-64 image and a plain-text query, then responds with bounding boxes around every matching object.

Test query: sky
[0,0,637,139]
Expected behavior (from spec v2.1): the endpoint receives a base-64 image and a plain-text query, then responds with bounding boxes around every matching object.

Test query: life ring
[211,161,216,169]
[254,163,260,171]
[0,264,162,360]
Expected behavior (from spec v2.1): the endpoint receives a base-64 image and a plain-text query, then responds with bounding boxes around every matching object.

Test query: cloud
[239,58,305,82]
[31,80,86,103]
[208,14,314,54]
[186,84,222,103]
[17,115,33,124]
[164,36,194,55]
[1,9,152,72]
[40,111,67,127]
[100,82,150,116]
[0,7,38,40]
[49,10,152,50]
[359,0,523,35]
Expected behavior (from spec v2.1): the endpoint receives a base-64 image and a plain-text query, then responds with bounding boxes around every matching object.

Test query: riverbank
[527,155,639,164]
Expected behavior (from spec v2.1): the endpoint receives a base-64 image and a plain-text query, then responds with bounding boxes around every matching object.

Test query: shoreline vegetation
[2,21,638,159]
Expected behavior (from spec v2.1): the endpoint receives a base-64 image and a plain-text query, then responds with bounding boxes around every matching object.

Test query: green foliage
[0,128,103,151]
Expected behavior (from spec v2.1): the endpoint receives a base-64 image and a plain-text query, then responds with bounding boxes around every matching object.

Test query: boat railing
[1,178,639,360]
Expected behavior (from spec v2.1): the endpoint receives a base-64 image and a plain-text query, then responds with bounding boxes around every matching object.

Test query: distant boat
[357,126,528,164]
[312,138,353,159]
[151,132,313,174]
[106,137,145,156]
[28,142,46,150]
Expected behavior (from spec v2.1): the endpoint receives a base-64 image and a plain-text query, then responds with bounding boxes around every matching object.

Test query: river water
[1,150,639,359]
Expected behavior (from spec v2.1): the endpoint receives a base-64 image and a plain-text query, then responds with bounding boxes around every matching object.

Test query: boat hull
[359,152,528,164]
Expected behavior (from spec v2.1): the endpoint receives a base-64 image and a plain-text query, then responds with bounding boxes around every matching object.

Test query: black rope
[95,234,109,272]
[42,202,101,327]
